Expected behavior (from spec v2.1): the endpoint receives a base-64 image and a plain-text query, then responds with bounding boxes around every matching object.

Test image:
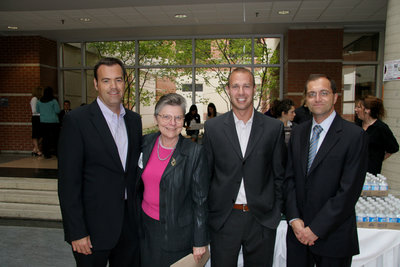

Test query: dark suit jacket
[203,110,285,231]
[137,133,209,251]
[58,100,142,250]
[284,114,368,257]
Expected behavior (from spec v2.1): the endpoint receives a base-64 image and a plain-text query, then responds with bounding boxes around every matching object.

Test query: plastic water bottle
[387,207,397,223]
[377,206,387,222]
[368,207,377,222]
[379,176,388,191]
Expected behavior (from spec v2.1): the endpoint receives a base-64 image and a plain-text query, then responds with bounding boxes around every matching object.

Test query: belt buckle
[241,204,248,212]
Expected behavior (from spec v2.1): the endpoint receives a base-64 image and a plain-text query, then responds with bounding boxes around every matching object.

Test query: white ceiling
[0,0,388,42]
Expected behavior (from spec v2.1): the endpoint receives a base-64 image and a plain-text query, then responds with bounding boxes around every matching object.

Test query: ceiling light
[7,26,18,30]
[174,14,187,19]
[278,10,290,15]
[79,18,91,22]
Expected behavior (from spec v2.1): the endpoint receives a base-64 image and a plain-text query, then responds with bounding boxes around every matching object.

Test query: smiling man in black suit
[58,57,142,267]
[284,74,368,267]
[203,67,285,266]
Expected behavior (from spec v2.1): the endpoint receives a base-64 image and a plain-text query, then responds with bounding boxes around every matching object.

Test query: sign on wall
[383,60,400,81]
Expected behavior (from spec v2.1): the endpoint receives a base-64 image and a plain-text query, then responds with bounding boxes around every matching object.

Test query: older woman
[137,93,209,267]
[355,95,399,175]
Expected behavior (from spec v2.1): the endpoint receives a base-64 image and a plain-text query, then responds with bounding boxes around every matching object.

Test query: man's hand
[72,236,93,255]
[302,226,318,246]
[193,246,207,263]
[291,219,318,246]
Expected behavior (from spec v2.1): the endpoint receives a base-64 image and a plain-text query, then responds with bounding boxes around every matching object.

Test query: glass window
[139,40,192,66]
[63,70,82,108]
[254,38,281,65]
[196,38,252,65]
[343,33,379,62]
[62,43,82,67]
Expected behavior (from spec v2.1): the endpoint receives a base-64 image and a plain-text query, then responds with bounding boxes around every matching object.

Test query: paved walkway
[0,224,74,267]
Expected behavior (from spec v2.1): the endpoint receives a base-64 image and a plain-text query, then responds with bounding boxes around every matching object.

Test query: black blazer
[137,133,209,251]
[58,100,142,250]
[284,114,368,257]
[203,110,286,231]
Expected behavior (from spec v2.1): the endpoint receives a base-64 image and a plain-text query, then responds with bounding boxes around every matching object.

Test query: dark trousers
[40,122,59,157]
[73,203,140,267]
[140,210,191,267]
[286,226,352,267]
[210,209,276,267]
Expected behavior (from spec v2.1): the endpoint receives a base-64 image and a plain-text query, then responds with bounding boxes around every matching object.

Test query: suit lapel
[89,101,124,171]
[244,111,263,160]
[124,111,133,172]
[308,114,342,175]
[223,111,243,159]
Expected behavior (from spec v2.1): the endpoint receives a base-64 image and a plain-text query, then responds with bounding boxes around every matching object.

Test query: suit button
[242,160,245,165]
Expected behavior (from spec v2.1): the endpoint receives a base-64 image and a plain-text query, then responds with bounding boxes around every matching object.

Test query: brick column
[285,29,343,113]
[0,36,57,152]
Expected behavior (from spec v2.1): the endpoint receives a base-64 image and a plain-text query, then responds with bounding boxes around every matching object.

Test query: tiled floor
[0,153,73,266]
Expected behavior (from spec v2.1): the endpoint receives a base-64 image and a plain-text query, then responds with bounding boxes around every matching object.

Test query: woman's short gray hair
[154,93,187,116]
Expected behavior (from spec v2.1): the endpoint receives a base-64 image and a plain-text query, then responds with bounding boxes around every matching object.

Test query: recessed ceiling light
[174,14,187,19]
[278,10,290,15]
[79,18,91,22]
[8,26,18,30]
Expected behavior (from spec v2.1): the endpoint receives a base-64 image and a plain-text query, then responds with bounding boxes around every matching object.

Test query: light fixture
[7,26,18,30]
[174,14,187,19]
[79,18,91,22]
[278,10,290,15]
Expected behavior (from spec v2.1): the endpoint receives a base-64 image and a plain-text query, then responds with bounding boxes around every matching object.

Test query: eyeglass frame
[306,89,333,98]
[157,114,184,123]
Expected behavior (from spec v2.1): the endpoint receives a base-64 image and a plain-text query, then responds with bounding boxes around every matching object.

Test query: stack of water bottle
[356,194,400,223]
[362,173,388,195]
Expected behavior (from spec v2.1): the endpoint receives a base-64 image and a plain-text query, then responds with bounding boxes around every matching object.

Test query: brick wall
[0,36,57,152]
[285,29,344,114]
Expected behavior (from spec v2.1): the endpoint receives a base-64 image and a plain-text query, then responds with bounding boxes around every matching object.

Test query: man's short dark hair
[94,57,126,81]
[304,74,337,95]
[64,100,71,104]
[227,67,256,87]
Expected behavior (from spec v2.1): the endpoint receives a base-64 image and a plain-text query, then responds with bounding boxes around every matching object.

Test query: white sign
[383,60,400,81]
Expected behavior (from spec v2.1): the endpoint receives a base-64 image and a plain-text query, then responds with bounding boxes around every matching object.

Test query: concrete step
[0,177,57,191]
[0,189,59,205]
[0,202,61,221]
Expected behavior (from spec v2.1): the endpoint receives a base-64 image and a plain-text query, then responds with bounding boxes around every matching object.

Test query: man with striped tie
[284,74,368,267]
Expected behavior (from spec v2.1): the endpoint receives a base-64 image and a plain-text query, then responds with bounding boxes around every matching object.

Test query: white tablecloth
[205,221,400,267]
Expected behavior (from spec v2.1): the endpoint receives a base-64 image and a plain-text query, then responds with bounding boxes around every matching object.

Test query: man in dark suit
[203,67,285,266]
[58,57,142,266]
[284,74,368,267]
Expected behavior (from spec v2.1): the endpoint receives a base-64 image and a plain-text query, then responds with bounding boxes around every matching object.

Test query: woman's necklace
[157,136,176,161]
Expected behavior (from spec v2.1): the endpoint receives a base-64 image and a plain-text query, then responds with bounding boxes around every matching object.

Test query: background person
[58,100,72,126]
[58,57,142,267]
[36,86,60,159]
[137,93,209,267]
[276,98,296,145]
[355,95,399,175]
[30,86,43,156]
[284,74,368,267]
[293,98,312,124]
[206,102,217,120]
[184,104,201,142]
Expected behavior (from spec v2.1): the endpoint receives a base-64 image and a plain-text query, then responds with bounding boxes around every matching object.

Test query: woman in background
[184,104,201,142]
[36,86,60,158]
[207,102,217,120]
[137,93,209,266]
[355,95,399,175]
[276,98,296,145]
[30,86,43,156]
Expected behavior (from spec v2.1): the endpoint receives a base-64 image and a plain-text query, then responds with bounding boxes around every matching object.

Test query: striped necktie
[307,125,323,172]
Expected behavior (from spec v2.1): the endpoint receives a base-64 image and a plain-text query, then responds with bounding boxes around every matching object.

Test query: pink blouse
[141,137,174,220]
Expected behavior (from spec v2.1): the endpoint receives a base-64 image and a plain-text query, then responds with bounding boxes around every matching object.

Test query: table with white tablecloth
[205,221,400,267]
